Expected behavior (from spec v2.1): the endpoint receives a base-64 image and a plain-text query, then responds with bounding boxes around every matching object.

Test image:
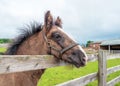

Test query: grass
[107,71,120,86]
[0,47,6,53]
[38,59,120,86]
[86,70,120,86]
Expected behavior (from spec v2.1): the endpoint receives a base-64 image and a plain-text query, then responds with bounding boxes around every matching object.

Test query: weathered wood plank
[98,50,107,86]
[0,55,67,74]
[56,72,97,86]
[107,65,120,75]
[107,75,120,86]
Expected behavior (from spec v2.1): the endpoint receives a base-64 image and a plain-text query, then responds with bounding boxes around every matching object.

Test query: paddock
[0,50,120,86]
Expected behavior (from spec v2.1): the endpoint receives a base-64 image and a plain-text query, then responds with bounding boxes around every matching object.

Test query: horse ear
[55,16,62,28]
[44,11,53,31]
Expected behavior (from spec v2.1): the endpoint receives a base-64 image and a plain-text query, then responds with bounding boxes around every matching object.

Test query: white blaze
[57,26,88,61]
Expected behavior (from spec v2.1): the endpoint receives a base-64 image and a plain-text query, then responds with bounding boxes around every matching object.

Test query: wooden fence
[57,51,120,86]
[0,50,120,86]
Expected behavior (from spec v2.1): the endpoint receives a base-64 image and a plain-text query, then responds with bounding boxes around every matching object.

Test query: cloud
[65,0,120,43]
[0,0,120,43]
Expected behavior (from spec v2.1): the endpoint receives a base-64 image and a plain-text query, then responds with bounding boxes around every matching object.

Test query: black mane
[6,22,42,55]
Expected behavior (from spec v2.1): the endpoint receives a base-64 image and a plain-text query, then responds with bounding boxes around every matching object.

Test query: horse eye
[55,34,61,39]
[52,33,61,41]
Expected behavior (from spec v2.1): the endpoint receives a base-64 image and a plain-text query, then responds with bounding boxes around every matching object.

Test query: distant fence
[110,50,120,54]
[0,43,9,48]
[87,50,120,61]
[0,51,120,86]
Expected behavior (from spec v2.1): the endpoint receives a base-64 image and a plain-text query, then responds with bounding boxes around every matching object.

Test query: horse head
[42,11,88,68]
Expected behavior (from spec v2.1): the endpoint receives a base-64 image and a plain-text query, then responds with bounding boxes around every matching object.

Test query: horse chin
[75,64,85,68]
[66,60,85,68]
[75,64,81,68]
[71,63,84,68]
[65,57,86,68]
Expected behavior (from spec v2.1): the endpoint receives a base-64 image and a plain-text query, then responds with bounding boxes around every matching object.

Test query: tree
[86,40,93,47]
[0,39,11,43]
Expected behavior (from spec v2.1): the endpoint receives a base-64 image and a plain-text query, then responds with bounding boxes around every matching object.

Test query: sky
[0,0,120,44]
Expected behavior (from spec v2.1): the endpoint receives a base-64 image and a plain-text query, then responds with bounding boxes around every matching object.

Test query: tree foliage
[86,40,94,47]
[0,39,11,43]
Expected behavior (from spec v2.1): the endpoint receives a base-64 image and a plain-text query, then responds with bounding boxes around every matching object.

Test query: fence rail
[56,73,97,86]
[0,55,67,74]
[110,50,120,54]
[107,76,120,86]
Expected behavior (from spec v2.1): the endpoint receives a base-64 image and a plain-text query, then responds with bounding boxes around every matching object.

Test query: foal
[0,11,87,86]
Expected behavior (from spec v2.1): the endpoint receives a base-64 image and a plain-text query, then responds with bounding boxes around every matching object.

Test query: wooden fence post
[98,50,107,86]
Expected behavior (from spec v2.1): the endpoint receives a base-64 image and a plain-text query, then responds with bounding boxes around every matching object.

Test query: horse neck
[16,31,48,55]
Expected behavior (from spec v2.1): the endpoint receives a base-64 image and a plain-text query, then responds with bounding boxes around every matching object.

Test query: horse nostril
[82,58,86,62]
[79,57,86,66]
[81,57,87,64]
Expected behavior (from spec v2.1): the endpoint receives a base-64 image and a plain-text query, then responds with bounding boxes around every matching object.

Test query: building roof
[100,39,120,46]
[93,41,102,44]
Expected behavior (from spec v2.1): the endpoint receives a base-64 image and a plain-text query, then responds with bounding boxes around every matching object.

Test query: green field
[38,59,120,86]
[0,47,6,53]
